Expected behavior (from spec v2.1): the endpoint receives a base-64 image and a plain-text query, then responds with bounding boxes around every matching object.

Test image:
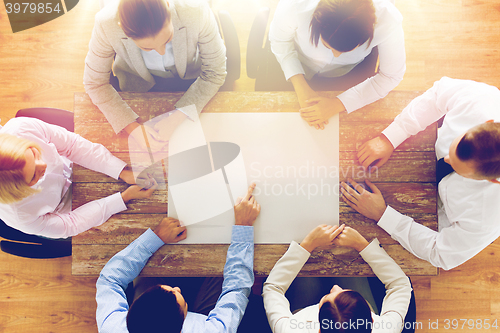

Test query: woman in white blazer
[263,224,413,333]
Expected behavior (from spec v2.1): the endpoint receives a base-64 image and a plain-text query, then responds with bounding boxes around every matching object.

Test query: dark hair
[127,285,185,333]
[310,0,376,52]
[319,290,372,332]
[118,0,170,39]
[456,122,500,179]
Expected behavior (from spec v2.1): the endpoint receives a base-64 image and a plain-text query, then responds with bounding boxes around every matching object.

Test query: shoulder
[373,0,403,24]
[94,0,122,36]
[172,0,209,16]
[1,117,45,137]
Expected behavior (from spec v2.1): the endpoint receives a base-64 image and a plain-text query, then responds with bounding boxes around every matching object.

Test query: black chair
[246,7,271,80]
[16,107,74,132]
[0,108,74,259]
[246,7,379,92]
[218,10,241,91]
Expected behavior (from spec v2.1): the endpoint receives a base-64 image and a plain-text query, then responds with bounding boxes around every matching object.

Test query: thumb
[365,179,381,194]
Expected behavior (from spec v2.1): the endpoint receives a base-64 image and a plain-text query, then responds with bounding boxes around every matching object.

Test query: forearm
[359,239,411,321]
[378,206,466,270]
[24,193,126,238]
[84,19,138,133]
[96,229,165,331]
[206,226,254,332]
[289,74,317,107]
[263,241,310,332]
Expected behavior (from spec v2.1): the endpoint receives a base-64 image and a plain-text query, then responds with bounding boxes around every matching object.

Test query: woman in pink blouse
[0,117,156,239]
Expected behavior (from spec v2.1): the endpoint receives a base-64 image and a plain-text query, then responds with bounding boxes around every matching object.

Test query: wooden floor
[0,0,500,332]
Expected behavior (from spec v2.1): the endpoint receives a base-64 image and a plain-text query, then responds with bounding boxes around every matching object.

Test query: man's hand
[300,224,345,253]
[119,165,136,185]
[121,177,158,203]
[153,217,187,243]
[341,179,386,221]
[234,183,261,226]
[333,226,369,252]
[357,135,395,169]
[299,96,345,130]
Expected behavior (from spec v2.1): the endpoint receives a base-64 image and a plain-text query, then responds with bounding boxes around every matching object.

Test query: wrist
[123,121,140,135]
[300,240,316,253]
[121,191,130,204]
[354,239,369,252]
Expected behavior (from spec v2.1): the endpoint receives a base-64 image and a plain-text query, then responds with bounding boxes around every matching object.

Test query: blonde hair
[0,133,42,204]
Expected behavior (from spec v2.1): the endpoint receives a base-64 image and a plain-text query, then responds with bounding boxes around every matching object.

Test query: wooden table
[72,91,438,277]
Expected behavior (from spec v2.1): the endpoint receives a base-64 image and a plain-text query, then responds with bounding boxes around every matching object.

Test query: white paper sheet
[169,169,234,225]
[175,112,339,244]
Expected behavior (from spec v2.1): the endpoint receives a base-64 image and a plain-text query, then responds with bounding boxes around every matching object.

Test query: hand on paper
[234,183,261,226]
[299,96,344,130]
[340,179,386,221]
[153,110,188,141]
[119,165,136,185]
[300,224,345,253]
[153,217,187,243]
[121,177,158,203]
[332,226,369,252]
[358,135,395,169]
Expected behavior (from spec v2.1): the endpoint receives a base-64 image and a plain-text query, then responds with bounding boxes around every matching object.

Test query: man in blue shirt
[95,183,261,333]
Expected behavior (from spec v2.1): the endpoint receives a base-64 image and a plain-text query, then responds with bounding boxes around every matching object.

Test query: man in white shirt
[341,77,500,270]
[269,0,405,129]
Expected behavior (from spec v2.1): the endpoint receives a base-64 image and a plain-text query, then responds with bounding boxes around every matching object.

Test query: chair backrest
[16,108,74,132]
[218,10,241,84]
[246,7,270,79]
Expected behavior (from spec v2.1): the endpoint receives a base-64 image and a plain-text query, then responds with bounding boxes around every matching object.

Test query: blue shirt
[96,226,254,333]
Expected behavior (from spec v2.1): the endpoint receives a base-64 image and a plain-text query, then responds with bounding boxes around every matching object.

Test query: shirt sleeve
[381,77,459,148]
[96,228,165,333]
[262,241,311,333]
[378,205,491,270]
[18,192,127,238]
[174,0,226,114]
[268,0,306,80]
[338,22,406,113]
[203,225,254,333]
[359,239,411,333]
[83,13,139,134]
[27,118,127,179]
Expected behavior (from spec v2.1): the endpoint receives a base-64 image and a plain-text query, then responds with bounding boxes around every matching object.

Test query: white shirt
[262,239,411,333]
[0,118,128,239]
[269,0,406,113]
[141,42,176,77]
[379,77,500,270]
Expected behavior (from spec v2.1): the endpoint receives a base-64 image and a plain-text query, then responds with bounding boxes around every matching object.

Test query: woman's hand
[300,224,345,253]
[121,177,158,203]
[333,226,369,252]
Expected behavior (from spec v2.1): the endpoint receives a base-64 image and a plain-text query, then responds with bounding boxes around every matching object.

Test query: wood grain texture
[72,213,437,246]
[2,0,500,331]
[72,243,436,277]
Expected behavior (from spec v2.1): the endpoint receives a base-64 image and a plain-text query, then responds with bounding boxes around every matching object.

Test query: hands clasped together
[300,224,370,253]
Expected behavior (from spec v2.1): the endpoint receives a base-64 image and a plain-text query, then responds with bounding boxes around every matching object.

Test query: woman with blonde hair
[0,117,157,239]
